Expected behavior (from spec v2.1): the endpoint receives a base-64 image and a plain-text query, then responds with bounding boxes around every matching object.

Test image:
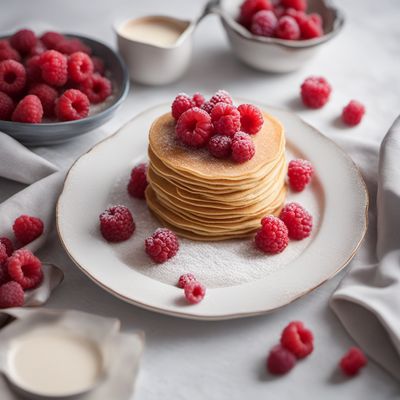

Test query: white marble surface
[1,0,400,398]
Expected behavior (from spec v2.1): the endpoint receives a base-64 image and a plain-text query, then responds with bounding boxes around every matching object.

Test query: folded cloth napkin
[331,115,400,381]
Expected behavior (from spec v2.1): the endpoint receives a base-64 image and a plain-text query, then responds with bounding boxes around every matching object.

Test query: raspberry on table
[0,91,15,121]
[209,89,233,106]
[40,31,65,49]
[0,281,24,308]
[231,132,255,163]
[127,163,148,199]
[0,237,14,257]
[0,40,21,62]
[342,100,365,126]
[340,347,368,376]
[79,73,112,104]
[275,16,301,40]
[238,104,264,135]
[287,158,314,191]
[255,215,289,254]
[171,93,195,120]
[280,321,314,358]
[39,50,68,87]
[184,281,206,304]
[26,55,42,83]
[13,215,44,245]
[145,228,179,263]
[300,17,323,39]
[91,56,105,75]
[267,345,297,375]
[251,10,278,37]
[12,95,43,123]
[281,0,307,12]
[68,51,94,83]
[7,249,43,290]
[211,102,241,137]
[0,60,27,95]
[175,107,213,148]
[55,89,90,121]
[29,83,58,117]
[300,76,331,108]
[178,273,197,289]
[239,0,273,28]
[55,38,92,55]
[208,135,232,159]
[10,29,37,55]
[99,205,135,243]
[0,243,7,265]
[201,101,215,115]
[192,92,205,107]
[279,202,313,240]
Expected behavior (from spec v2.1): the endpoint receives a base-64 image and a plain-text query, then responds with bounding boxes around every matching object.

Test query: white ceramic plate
[57,101,368,320]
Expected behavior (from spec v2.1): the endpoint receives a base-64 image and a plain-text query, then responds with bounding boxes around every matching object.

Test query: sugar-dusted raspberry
[0,60,26,95]
[300,17,323,39]
[0,40,21,62]
[79,74,112,104]
[12,95,43,123]
[192,92,205,107]
[275,16,301,40]
[7,249,43,290]
[267,345,297,375]
[342,100,365,126]
[176,107,213,148]
[238,103,264,135]
[13,215,44,245]
[287,158,314,192]
[255,215,289,254]
[29,83,58,117]
[171,93,195,120]
[0,237,14,257]
[284,8,307,26]
[0,91,14,120]
[251,10,278,37]
[55,38,91,55]
[0,264,9,286]
[273,5,286,18]
[25,55,42,83]
[208,134,232,159]
[55,89,90,121]
[0,243,7,265]
[281,0,307,11]
[127,163,148,199]
[231,132,255,163]
[178,273,197,289]
[300,76,331,109]
[145,228,179,263]
[67,51,94,83]
[201,100,215,115]
[39,50,68,87]
[91,56,105,75]
[340,347,368,376]
[184,281,206,304]
[281,321,314,358]
[10,29,37,55]
[239,0,273,28]
[209,89,233,106]
[211,102,241,136]
[99,205,135,243]
[280,202,313,240]
[40,31,65,49]
[0,281,24,308]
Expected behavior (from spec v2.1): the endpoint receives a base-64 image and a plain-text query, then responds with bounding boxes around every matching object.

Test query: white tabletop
[1,0,400,398]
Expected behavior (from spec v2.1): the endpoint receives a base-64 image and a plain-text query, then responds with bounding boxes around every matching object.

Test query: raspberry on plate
[40,31,65,49]
[280,321,314,358]
[0,243,7,265]
[55,38,91,56]
[209,89,233,106]
[28,40,46,57]
[39,50,68,87]
[192,92,205,107]
[26,55,42,83]
[0,41,21,62]
[0,91,15,121]
[239,0,273,28]
[340,347,368,376]
[284,8,307,26]
[29,83,58,117]
[231,132,255,163]
[99,205,135,243]
[56,89,90,121]
[0,264,9,286]
[127,163,148,199]
[13,214,44,245]
[171,93,195,120]
[184,281,206,304]
[145,228,179,263]
[79,74,112,104]
[251,10,278,37]
[0,237,14,257]
[275,16,301,40]
[342,100,365,126]
[281,0,307,12]
[211,103,241,137]
[300,76,331,108]
[7,249,43,290]
[0,281,24,308]
[91,56,105,75]
[10,29,37,55]
[267,345,297,375]
[68,51,94,83]
[0,60,27,95]
[300,17,323,39]
[208,135,232,159]
[255,215,289,254]
[176,107,213,148]
[287,158,314,192]
[12,95,43,123]
[238,103,264,135]
[178,273,197,289]
[279,202,313,240]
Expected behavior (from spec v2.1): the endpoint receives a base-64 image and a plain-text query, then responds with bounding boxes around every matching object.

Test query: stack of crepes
[145,111,287,241]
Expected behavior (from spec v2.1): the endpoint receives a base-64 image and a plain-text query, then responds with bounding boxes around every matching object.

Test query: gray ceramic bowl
[0,34,129,146]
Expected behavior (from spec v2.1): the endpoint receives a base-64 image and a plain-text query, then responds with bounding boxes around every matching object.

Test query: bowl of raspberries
[0,29,129,145]
[214,0,344,72]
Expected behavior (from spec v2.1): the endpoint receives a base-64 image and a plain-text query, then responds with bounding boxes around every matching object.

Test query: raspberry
[12,95,43,123]
[300,17,323,39]
[238,103,264,135]
[0,237,14,257]
[39,50,68,87]
[0,40,21,62]
[0,264,9,286]
[273,5,286,18]
[251,10,278,37]
[13,215,44,245]
[171,93,195,120]
[231,132,255,163]
[29,83,58,117]
[300,76,331,108]
[0,60,26,95]
[55,38,91,55]
[26,55,42,83]
[340,347,368,376]
[201,100,214,114]
[40,31,65,49]
[29,40,46,57]
[10,29,37,55]
[7,249,43,290]
[280,202,313,240]
[284,8,307,26]
[91,56,105,75]
[79,74,112,104]
[255,215,289,254]
[99,205,135,242]
[55,89,90,121]
[267,345,296,375]
[0,243,7,265]
[281,0,307,12]
[67,51,94,83]
[184,281,206,304]
[239,0,273,28]
[176,107,213,148]
[0,281,24,308]
[211,102,241,136]
[178,273,197,289]
[127,163,148,199]
[281,321,314,358]
[209,89,233,106]
[287,158,314,191]
[0,91,14,120]
[145,228,179,263]
[208,135,232,159]
[309,13,323,27]
[275,16,301,40]
[342,100,365,126]
[192,92,205,107]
